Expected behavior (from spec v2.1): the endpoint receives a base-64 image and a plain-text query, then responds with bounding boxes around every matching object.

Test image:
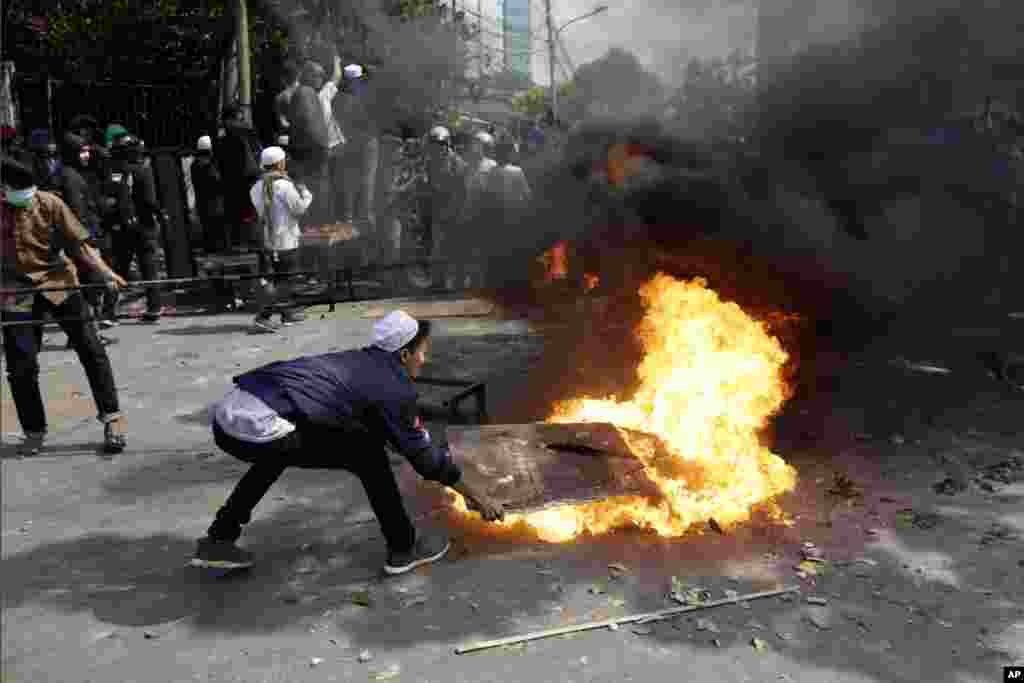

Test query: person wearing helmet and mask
[57,132,115,347]
[192,309,504,573]
[448,130,496,289]
[28,129,63,192]
[415,126,466,287]
[103,132,164,323]
[1,155,129,456]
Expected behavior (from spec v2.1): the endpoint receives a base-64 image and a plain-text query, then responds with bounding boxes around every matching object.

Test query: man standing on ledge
[193,310,504,574]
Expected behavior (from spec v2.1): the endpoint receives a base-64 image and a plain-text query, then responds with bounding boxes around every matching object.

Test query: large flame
[454,273,798,542]
[538,241,569,282]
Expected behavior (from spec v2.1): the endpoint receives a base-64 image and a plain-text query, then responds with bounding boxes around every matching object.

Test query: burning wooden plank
[300,222,360,247]
[446,422,676,514]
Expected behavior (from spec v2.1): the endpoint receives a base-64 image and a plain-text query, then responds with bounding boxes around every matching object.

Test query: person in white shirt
[478,139,533,288]
[454,131,497,289]
[318,55,346,221]
[248,146,313,332]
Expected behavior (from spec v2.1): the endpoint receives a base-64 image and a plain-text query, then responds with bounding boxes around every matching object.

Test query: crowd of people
[0,52,556,459]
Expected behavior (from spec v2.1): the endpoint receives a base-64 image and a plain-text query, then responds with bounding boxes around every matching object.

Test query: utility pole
[237,0,252,125]
[545,0,557,123]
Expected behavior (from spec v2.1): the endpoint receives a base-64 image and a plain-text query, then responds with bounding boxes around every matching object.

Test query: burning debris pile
[452,269,798,542]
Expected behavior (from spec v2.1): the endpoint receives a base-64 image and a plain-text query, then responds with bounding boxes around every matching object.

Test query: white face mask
[5,186,37,208]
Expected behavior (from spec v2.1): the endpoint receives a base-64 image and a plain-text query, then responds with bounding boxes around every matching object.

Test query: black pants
[291,150,330,226]
[207,420,416,553]
[256,248,300,319]
[112,224,162,314]
[1,292,122,433]
[199,210,228,254]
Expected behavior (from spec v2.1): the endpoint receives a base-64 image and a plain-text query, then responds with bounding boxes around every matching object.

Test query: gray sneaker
[190,537,255,570]
[17,432,46,458]
[384,531,451,575]
[252,316,281,333]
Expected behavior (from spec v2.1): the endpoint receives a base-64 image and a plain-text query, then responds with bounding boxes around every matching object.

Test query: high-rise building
[499,0,531,81]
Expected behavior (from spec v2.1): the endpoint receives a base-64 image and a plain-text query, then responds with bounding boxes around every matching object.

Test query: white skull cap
[260,146,286,167]
[196,135,213,151]
[344,64,364,79]
[474,131,495,146]
[372,310,419,352]
[429,126,451,140]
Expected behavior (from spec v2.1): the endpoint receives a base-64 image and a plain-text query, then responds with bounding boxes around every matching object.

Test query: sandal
[103,418,127,455]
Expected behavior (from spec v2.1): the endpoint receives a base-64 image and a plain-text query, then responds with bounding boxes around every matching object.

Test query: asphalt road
[2,300,1022,683]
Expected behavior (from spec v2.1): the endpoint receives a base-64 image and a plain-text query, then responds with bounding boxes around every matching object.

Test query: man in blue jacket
[193,310,504,575]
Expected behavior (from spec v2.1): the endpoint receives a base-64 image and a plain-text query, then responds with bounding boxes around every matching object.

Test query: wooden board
[360,298,495,319]
[446,422,684,514]
[301,222,361,247]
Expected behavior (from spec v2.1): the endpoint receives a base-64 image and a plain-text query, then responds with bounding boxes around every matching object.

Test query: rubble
[805,608,832,630]
[695,618,720,633]
[932,476,967,495]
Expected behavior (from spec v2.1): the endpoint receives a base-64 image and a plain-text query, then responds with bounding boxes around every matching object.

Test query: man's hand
[451,479,504,522]
[106,271,128,290]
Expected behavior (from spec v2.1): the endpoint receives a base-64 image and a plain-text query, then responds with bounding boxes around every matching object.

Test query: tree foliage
[665,50,757,142]
[559,48,665,122]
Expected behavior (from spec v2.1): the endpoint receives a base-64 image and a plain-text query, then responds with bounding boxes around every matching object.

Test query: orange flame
[584,273,600,292]
[538,241,569,282]
[453,274,798,542]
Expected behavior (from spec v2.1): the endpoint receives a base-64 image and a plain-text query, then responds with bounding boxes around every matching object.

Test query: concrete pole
[237,0,252,126]
[545,0,557,122]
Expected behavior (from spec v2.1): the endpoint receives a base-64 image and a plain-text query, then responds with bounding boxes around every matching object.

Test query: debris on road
[608,563,630,578]
[358,650,374,663]
[752,637,769,651]
[827,474,862,499]
[806,596,828,605]
[696,618,720,633]
[454,586,800,654]
[801,542,826,561]
[891,358,952,375]
[350,590,374,607]
[932,476,967,495]
[631,625,654,635]
[796,560,830,576]
[143,631,159,640]
[712,638,723,648]
[975,455,1024,489]
[401,595,428,608]
[805,608,832,630]
[980,524,1016,546]
[371,664,401,680]
[895,509,941,530]
[776,632,794,641]
[310,658,323,667]
[744,619,765,630]
[669,578,711,606]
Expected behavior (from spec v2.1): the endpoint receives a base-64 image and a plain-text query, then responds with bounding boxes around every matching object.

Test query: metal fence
[14,74,217,147]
